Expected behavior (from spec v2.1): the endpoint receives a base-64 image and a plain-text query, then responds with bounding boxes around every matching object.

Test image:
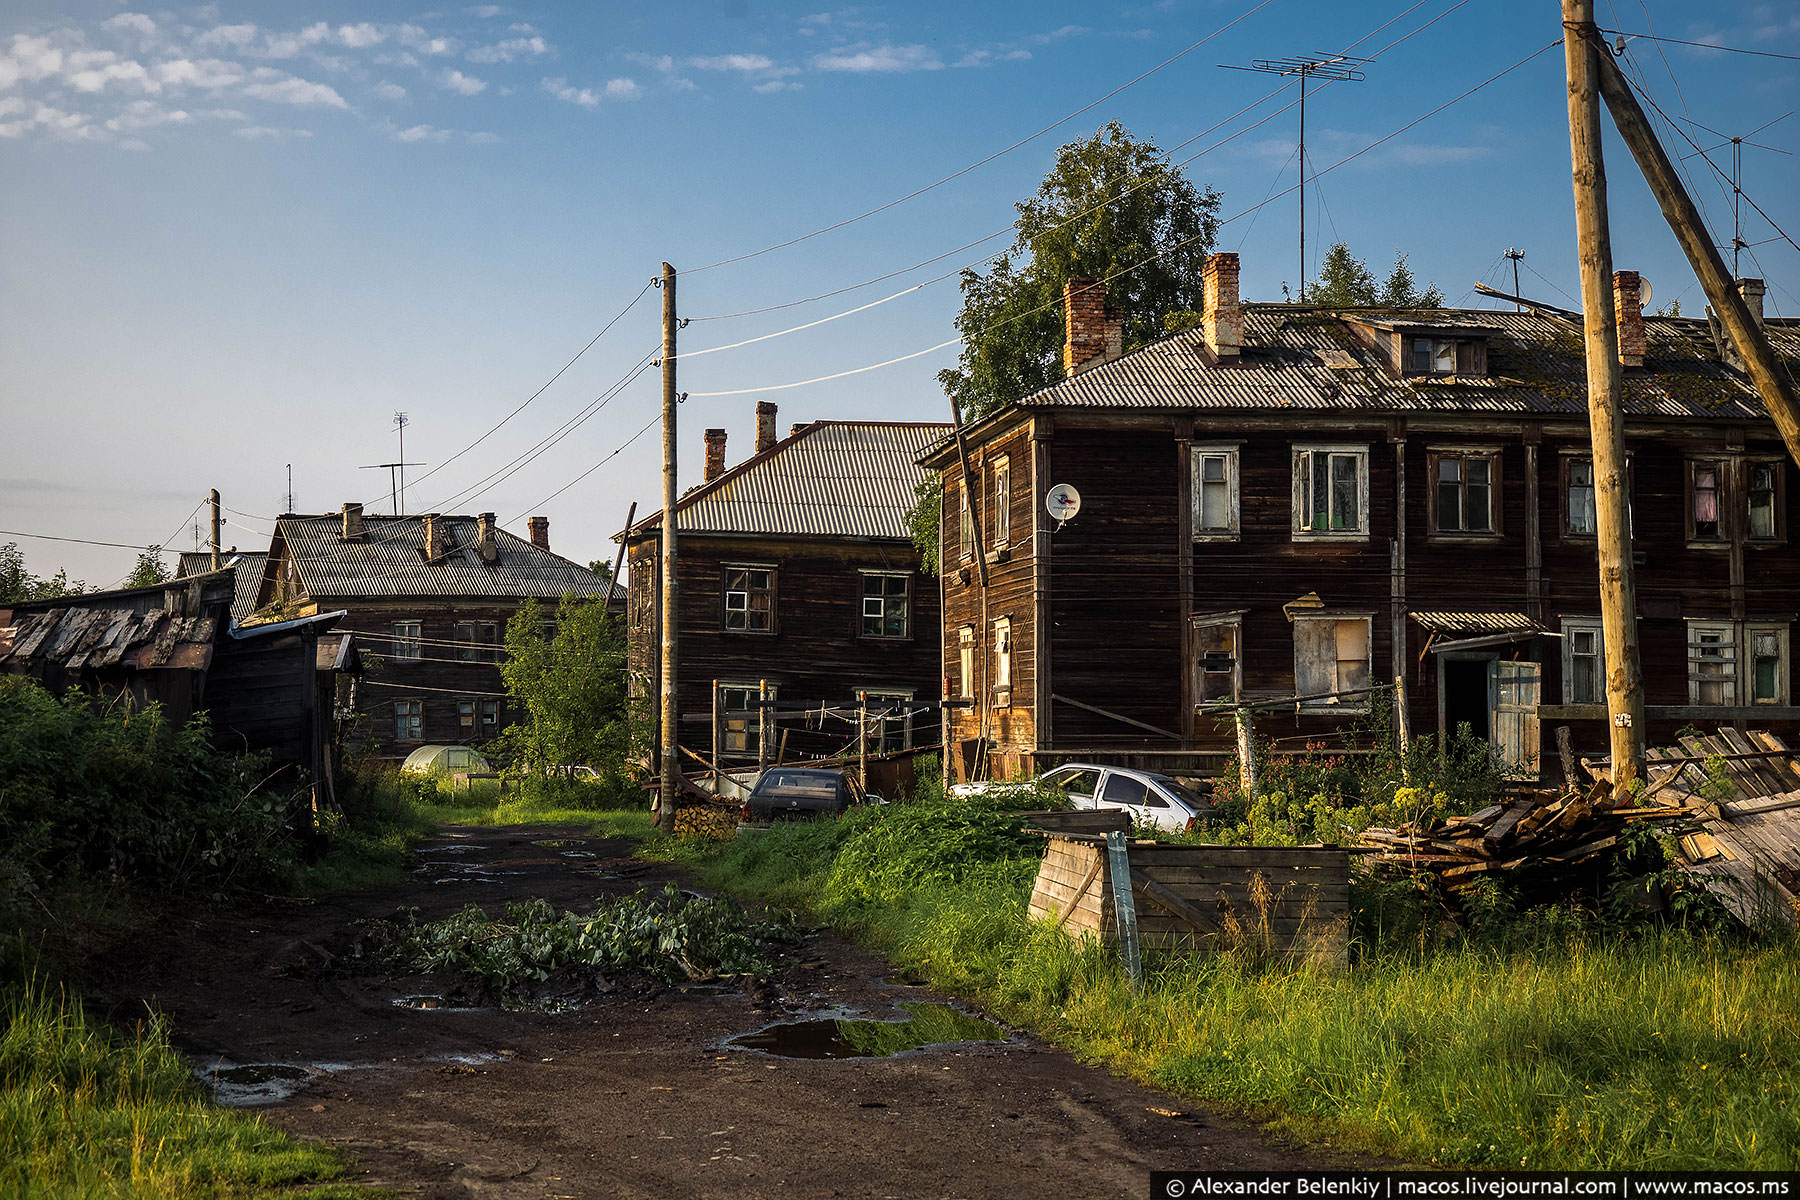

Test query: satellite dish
[1045,484,1082,524]
[1638,277,1653,310]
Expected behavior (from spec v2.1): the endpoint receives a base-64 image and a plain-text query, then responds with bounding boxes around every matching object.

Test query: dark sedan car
[742,768,865,822]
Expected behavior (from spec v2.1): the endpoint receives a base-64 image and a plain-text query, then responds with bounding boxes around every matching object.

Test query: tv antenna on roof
[358,412,425,515]
[1222,52,1368,300]
[1677,111,1792,278]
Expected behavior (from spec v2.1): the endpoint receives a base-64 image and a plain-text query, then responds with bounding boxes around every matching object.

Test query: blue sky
[2,0,1796,587]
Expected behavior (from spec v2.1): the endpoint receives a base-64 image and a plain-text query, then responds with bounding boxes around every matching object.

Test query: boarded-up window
[1688,621,1736,706]
[1748,623,1788,705]
[1294,616,1371,709]
[1192,616,1240,704]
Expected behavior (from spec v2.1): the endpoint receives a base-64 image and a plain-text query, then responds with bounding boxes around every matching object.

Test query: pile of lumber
[1357,778,1686,892]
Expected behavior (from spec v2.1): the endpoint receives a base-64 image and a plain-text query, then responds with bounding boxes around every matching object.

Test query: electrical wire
[1601,28,1800,63]
[508,410,661,522]
[682,0,1282,277]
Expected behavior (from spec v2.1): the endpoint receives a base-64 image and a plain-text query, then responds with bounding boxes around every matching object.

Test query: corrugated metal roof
[274,515,612,600]
[632,421,950,540]
[178,550,268,623]
[1018,305,1796,422]
[1411,611,1543,634]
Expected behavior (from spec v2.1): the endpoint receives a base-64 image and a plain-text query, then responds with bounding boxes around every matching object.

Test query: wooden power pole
[658,263,680,833]
[209,489,222,571]
[1564,0,1646,788]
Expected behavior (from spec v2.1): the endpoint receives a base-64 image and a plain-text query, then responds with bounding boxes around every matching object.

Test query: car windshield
[758,772,839,798]
[1147,774,1208,809]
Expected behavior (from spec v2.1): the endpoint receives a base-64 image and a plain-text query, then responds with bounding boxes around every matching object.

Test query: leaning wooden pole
[1583,27,1800,468]
[658,263,680,832]
[1564,0,1646,789]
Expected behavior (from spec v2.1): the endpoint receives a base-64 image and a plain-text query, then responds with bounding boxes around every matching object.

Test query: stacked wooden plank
[1356,778,1684,893]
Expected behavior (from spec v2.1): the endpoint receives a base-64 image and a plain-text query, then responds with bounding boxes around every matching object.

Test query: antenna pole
[286,463,293,514]
[1298,65,1307,297]
[1505,248,1526,311]
[393,412,409,515]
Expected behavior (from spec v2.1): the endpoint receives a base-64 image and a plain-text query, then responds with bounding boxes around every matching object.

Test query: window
[718,684,774,753]
[860,572,911,639]
[958,626,975,700]
[953,484,973,561]
[1191,446,1239,539]
[454,620,499,662]
[1100,772,1150,807]
[1748,624,1788,705]
[1410,337,1458,374]
[1748,461,1783,541]
[993,617,1012,696]
[1566,458,1597,536]
[394,699,423,742]
[1562,617,1605,705]
[1040,766,1101,803]
[1690,461,1726,543]
[1687,621,1737,706]
[1292,445,1369,538]
[991,457,1011,551]
[456,698,501,739]
[1293,615,1372,710]
[538,619,560,643]
[861,690,913,753]
[1192,615,1241,705]
[391,620,423,662]
[723,566,775,632]
[1432,451,1497,534]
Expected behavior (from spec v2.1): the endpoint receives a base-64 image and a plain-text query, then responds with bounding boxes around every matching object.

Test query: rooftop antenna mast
[1504,248,1526,311]
[393,412,410,514]
[285,463,293,514]
[358,414,424,516]
[1677,110,1791,278]
[1224,51,1368,299]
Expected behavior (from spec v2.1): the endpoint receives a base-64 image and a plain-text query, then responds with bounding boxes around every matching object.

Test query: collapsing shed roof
[0,571,235,675]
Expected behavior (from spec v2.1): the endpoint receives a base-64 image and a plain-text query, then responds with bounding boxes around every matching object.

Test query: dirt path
[94,825,1338,1198]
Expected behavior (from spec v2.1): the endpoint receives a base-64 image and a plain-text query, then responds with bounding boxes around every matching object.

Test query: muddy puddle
[392,994,482,1012]
[198,1060,350,1106]
[728,1002,1007,1060]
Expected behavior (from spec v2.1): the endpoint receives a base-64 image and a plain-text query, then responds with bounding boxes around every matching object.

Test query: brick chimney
[1739,278,1766,328]
[477,512,498,564]
[1203,252,1242,362]
[1062,278,1122,375]
[1613,270,1646,369]
[704,428,728,481]
[755,401,778,454]
[340,501,364,541]
[423,513,449,561]
[528,516,550,551]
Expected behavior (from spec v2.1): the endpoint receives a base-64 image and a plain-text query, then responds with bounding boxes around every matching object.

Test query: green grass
[1,977,372,1198]
[649,801,1800,1170]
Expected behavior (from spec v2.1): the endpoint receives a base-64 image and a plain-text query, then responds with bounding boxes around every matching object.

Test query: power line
[682,0,1282,277]
[1602,28,1800,63]
[508,411,661,522]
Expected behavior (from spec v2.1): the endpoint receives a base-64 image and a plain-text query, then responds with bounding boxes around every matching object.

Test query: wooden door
[1489,660,1541,779]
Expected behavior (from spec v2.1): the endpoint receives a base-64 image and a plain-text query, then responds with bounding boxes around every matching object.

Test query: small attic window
[1407,335,1486,377]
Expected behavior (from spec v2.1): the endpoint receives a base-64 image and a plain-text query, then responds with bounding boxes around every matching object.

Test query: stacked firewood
[1357,779,1689,892]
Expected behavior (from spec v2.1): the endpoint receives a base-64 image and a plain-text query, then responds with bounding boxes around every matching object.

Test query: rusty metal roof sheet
[273,515,611,601]
[0,573,234,675]
[630,420,950,540]
[178,551,268,623]
[1411,611,1543,634]
[1018,305,1797,422]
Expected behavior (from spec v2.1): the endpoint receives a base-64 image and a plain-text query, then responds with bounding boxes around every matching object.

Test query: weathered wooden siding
[206,629,318,772]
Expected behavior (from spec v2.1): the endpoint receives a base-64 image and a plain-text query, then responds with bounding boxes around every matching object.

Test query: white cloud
[0,96,24,118]
[240,71,348,107]
[603,77,640,100]
[156,58,245,89]
[466,129,501,143]
[372,81,407,100]
[689,53,775,71]
[7,34,68,84]
[336,23,385,49]
[466,35,549,63]
[261,23,331,59]
[70,58,159,95]
[811,43,941,72]
[233,124,312,140]
[471,5,504,17]
[105,99,191,132]
[196,24,258,51]
[102,13,158,38]
[394,122,449,142]
[753,79,802,93]
[441,69,486,95]
[398,25,456,56]
[627,52,675,72]
[541,75,597,107]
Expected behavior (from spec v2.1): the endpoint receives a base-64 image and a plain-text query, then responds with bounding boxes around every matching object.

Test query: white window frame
[1191,445,1240,541]
[722,563,776,633]
[1687,620,1738,706]
[991,456,1011,552]
[993,616,1012,697]
[392,620,423,662]
[1293,613,1373,711]
[1746,622,1789,706]
[1291,444,1370,540]
[860,689,914,753]
[394,698,423,742]
[859,571,911,639]
[1560,617,1605,706]
[958,625,975,700]
[1191,612,1243,706]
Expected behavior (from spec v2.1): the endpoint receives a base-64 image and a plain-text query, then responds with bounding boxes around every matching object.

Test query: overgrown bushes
[0,677,296,917]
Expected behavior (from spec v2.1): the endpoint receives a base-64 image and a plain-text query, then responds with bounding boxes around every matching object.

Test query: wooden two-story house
[251,507,613,759]
[926,255,1800,781]
[620,406,948,764]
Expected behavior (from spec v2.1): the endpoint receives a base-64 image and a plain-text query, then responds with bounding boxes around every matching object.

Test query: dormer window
[1411,338,1456,374]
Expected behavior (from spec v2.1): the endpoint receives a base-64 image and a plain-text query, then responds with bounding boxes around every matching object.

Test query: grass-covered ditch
[642,783,1800,1170]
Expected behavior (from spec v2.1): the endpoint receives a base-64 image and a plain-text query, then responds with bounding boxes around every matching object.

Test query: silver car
[954,763,1213,833]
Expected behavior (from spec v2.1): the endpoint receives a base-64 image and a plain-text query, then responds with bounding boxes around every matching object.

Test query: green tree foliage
[0,542,87,603]
[1305,242,1445,307]
[938,121,1222,423]
[494,595,628,775]
[907,471,941,576]
[122,547,170,589]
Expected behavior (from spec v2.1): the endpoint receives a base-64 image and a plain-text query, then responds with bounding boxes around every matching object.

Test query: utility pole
[1224,53,1367,298]
[658,263,680,833]
[1584,34,1800,468]
[286,464,294,514]
[1564,0,1645,790]
[209,489,222,570]
[393,412,410,515]
[1504,248,1526,311]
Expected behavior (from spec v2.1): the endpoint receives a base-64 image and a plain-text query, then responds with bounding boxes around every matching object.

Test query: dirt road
[93,825,1334,1198]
